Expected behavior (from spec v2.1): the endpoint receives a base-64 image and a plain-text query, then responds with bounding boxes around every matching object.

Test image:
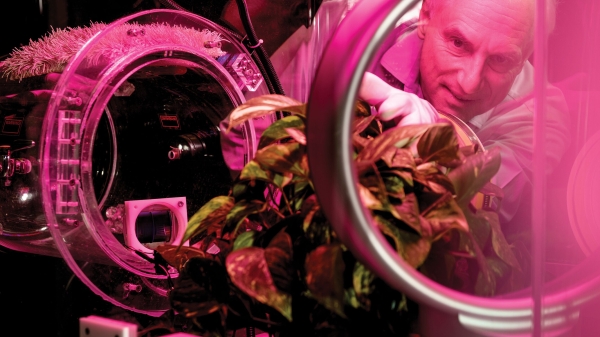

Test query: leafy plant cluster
[156,94,524,336]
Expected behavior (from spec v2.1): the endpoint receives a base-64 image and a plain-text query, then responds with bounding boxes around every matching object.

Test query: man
[359,0,570,227]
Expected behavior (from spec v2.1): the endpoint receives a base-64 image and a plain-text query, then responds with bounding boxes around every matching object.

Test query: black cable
[233,0,286,97]
[157,0,187,11]
[156,0,286,113]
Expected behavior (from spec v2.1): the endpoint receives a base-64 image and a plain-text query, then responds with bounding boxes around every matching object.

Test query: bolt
[178,201,184,207]
[123,283,142,293]
[63,218,79,227]
[168,148,181,160]
[63,96,82,106]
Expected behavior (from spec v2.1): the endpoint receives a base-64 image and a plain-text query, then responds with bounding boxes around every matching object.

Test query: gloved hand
[358,71,439,126]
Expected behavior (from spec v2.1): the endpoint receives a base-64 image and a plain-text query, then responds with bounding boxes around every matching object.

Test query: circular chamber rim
[306,0,600,333]
[567,130,600,256]
[78,45,248,278]
[40,8,259,316]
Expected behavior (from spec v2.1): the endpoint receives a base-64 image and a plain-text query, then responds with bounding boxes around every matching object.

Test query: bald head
[424,0,556,33]
[416,0,551,121]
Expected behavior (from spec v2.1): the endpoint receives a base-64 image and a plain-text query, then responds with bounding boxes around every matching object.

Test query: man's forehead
[435,0,558,32]
[437,0,535,9]
[436,0,535,41]
[438,0,535,19]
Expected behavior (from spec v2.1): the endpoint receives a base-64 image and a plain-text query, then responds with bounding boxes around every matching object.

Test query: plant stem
[420,191,453,216]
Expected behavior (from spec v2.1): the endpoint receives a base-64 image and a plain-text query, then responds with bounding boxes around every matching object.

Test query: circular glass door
[306,0,600,335]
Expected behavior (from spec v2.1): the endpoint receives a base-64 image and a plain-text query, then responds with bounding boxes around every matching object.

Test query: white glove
[358,71,439,126]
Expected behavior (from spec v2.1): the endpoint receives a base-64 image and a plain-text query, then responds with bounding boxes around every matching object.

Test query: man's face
[417,0,535,121]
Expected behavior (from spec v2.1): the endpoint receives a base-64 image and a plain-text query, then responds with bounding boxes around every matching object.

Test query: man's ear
[417,0,433,39]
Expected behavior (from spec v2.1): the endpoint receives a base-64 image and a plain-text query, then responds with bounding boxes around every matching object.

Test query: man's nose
[456,58,485,95]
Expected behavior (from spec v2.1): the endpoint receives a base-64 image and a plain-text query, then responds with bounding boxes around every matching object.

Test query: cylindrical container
[0,9,273,315]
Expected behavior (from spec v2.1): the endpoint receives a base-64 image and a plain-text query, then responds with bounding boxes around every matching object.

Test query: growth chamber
[0,0,352,321]
[0,8,276,316]
[306,0,600,336]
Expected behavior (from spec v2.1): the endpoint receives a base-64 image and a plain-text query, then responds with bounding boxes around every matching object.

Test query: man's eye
[490,55,507,64]
[452,39,464,48]
[489,55,518,73]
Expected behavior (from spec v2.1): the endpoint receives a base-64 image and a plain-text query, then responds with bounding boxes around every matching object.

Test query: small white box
[123,197,189,255]
[79,315,138,337]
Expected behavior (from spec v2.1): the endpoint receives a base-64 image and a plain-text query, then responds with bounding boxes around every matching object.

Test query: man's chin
[436,105,481,122]
[435,107,466,121]
[428,94,483,121]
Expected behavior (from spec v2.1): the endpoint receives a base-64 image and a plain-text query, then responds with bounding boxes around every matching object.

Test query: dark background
[0,0,598,336]
[0,2,172,336]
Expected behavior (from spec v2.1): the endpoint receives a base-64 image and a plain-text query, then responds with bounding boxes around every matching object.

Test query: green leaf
[271,171,294,189]
[352,133,372,153]
[224,200,267,236]
[386,168,414,187]
[352,262,376,304]
[391,193,421,235]
[419,172,456,195]
[254,142,304,175]
[226,247,292,321]
[353,114,378,135]
[358,183,384,210]
[300,194,319,218]
[289,179,312,212]
[355,99,373,117]
[376,216,432,268]
[184,196,234,243]
[355,124,432,171]
[156,244,208,272]
[381,148,416,171]
[474,257,498,297]
[344,288,362,309]
[416,123,460,165]
[305,243,346,318]
[447,147,501,208]
[226,94,306,132]
[232,181,249,198]
[484,209,522,272]
[383,174,406,200]
[232,231,256,251]
[265,229,294,293]
[421,196,469,240]
[258,115,306,149]
[462,210,491,250]
[240,160,271,182]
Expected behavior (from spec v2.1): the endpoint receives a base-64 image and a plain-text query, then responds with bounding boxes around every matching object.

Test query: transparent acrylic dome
[306,0,600,336]
[0,9,272,315]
